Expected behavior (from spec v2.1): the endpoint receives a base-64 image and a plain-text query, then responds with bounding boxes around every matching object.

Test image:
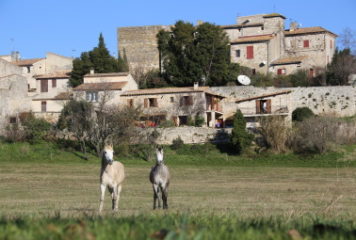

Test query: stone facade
[0,59,31,133]
[212,86,356,117]
[117,25,171,73]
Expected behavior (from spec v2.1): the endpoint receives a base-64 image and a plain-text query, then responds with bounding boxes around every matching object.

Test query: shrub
[159,120,175,128]
[292,107,314,122]
[171,136,184,150]
[4,122,25,142]
[22,115,51,143]
[230,110,254,154]
[259,116,290,153]
[194,115,205,127]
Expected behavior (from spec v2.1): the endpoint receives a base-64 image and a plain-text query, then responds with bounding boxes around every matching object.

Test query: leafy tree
[69,33,120,87]
[22,114,52,144]
[158,21,241,87]
[326,48,356,85]
[230,110,254,154]
[292,107,314,122]
[117,48,129,72]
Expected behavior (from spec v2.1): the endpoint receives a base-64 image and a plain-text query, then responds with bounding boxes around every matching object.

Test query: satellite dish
[237,75,251,86]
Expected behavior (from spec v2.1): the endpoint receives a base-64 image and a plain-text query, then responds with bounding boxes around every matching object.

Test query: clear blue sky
[1,0,355,59]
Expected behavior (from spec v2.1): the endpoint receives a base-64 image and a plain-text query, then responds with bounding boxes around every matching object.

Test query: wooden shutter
[180,97,184,106]
[256,100,261,114]
[246,46,254,59]
[52,79,57,88]
[144,98,148,108]
[41,80,48,92]
[303,40,309,48]
[187,96,193,105]
[266,99,272,113]
[277,69,283,75]
[154,98,158,107]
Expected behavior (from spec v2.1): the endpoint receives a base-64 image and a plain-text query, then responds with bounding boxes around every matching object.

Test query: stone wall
[212,86,356,117]
[141,126,231,144]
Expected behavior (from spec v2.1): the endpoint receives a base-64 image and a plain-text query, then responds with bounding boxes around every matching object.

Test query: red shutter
[144,99,148,108]
[41,101,47,112]
[277,69,283,75]
[266,99,272,113]
[246,46,254,59]
[303,40,309,48]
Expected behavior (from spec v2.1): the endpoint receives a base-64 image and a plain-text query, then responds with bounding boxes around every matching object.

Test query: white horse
[149,147,170,209]
[99,144,125,213]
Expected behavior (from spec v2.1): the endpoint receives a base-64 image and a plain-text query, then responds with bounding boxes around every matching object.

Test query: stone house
[1,52,73,92]
[221,89,293,128]
[120,84,225,127]
[73,71,138,106]
[0,59,31,134]
[31,71,72,122]
[118,13,337,76]
[225,14,337,76]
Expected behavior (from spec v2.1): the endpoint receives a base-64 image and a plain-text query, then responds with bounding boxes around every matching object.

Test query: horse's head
[102,145,114,165]
[156,146,164,164]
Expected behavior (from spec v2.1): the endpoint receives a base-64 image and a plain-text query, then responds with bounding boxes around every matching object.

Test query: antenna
[237,75,251,86]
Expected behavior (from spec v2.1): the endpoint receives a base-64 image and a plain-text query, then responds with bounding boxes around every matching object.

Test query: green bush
[194,115,205,127]
[230,110,254,154]
[159,120,175,128]
[22,115,52,143]
[171,136,184,150]
[292,107,315,122]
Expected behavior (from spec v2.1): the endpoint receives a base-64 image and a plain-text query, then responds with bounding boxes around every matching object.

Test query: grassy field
[1,141,356,239]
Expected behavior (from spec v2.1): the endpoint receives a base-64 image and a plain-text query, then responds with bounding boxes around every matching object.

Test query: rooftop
[235,90,292,103]
[231,34,274,44]
[11,58,44,66]
[84,72,130,78]
[271,56,307,65]
[73,81,128,91]
[284,27,337,37]
[34,71,71,79]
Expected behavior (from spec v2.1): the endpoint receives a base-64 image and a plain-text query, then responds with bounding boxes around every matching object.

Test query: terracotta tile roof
[231,34,274,44]
[263,13,286,19]
[84,72,130,78]
[121,86,225,98]
[34,71,71,79]
[236,90,292,103]
[284,27,337,37]
[12,58,44,66]
[73,81,127,91]
[54,92,73,100]
[221,23,264,29]
[271,56,307,65]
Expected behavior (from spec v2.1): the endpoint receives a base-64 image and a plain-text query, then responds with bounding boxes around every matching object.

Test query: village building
[31,71,72,122]
[73,71,138,106]
[120,83,225,127]
[0,52,73,92]
[118,13,337,76]
[0,59,31,133]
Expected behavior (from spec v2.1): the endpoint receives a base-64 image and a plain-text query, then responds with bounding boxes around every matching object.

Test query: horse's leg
[99,183,106,213]
[113,184,122,212]
[157,184,162,209]
[152,184,159,210]
[162,186,168,209]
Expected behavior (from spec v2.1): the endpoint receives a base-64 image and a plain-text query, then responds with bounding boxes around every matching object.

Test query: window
[180,96,193,106]
[9,117,17,124]
[52,79,57,88]
[127,99,134,107]
[246,46,254,59]
[86,91,98,102]
[144,98,158,108]
[26,66,31,73]
[41,101,47,112]
[308,68,314,78]
[170,97,174,102]
[303,40,310,48]
[235,49,241,58]
[40,80,48,92]
[330,40,333,49]
[256,99,271,114]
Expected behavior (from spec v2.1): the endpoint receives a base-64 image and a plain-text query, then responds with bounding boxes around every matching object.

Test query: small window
[246,46,254,59]
[256,99,271,114]
[308,68,314,78]
[52,79,57,88]
[170,97,174,102]
[149,98,158,107]
[303,40,309,48]
[180,96,193,106]
[27,66,31,73]
[277,68,286,75]
[235,49,241,58]
[86,92,98,102]
[41,101,47,112]
[41,79,48,92]
[9,117,17,124]
[127,99,134,107]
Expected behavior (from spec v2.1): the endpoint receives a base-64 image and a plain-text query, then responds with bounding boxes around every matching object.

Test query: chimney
[290,22,298,32]
[194,82,199,90]
[90,68,95,75]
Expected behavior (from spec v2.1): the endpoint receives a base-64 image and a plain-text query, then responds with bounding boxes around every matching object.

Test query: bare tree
[339,28,356,55]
